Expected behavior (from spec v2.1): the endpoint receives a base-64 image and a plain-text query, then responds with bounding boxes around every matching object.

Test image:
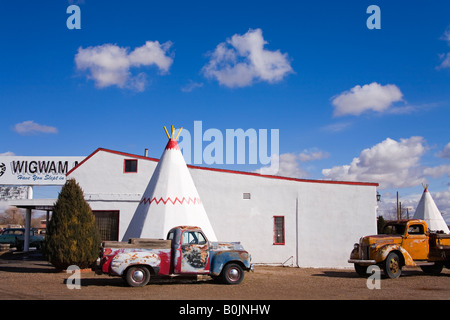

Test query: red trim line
[67,148,379,187]
[66,148,159,176]
[140,197,202,205]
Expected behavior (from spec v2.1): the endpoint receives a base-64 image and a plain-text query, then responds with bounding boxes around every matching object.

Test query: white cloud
[441,26,450,43]
[437,26,450,70]
[298,149,330,162]
[437,142,450,158]
[331,82,403,117]
[322,136,427,189]
[321,121,353,133]
[255,153,307,178]
[75,41,173,91]
[437,53,450,69]
[423,164,450,178]
[13,121,58,135]
[202,28,293,87]
[434,188,450,216]
[0,151,15,156]
[255,149,329,178]
[181,80,204,92]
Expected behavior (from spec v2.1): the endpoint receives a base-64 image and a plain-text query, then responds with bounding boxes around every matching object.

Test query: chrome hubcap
[132,270,144,282]
[228,268,240,281]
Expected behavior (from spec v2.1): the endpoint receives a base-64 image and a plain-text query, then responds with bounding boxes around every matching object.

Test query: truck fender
[110,251,161,276]
[349,247,359,260]
[210,251,251,276]
[374,244,415,267]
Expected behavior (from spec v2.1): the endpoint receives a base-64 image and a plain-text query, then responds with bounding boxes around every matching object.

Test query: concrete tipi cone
[413,184,449,234]
[123,126,218,241]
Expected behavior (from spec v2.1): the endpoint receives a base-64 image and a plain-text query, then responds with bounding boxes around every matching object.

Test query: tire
[421,263,443,275]
[221,263,244,285]
[383,252,402,279]
[125,265,151,287]
[354,264,369,277]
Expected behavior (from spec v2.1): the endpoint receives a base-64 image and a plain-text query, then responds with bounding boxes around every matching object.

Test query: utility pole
[396,192,399,220]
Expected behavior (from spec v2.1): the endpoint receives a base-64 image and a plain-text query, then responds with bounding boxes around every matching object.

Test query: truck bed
[430,233,450,246]
[429,233,450,260]
[102,238,172,250]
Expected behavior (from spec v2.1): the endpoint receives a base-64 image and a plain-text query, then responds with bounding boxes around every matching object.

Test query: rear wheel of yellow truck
[383,252,402,279]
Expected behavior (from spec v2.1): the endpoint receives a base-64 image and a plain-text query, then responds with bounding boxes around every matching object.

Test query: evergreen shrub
[43,179,101,270]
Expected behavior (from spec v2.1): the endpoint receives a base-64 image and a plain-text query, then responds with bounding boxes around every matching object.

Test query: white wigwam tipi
[123,126,218,241]
[413,184,449,234]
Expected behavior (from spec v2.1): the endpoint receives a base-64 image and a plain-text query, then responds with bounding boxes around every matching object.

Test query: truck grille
[359,243,370,260]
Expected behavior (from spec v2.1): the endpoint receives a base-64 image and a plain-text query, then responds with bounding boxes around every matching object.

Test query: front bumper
[92,257,103,275]
[348,259,376,266]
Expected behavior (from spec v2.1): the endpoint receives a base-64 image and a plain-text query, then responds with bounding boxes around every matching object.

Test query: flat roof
[2,199,55,210]
[67,147,379,187]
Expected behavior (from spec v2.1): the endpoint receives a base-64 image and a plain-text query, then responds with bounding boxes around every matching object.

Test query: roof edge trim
[67,148,379,187]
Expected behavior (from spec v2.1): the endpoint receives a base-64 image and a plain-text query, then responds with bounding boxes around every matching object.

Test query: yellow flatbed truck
[349,219,450,278]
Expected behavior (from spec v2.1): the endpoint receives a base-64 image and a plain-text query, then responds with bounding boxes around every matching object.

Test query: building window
[93,211,119,241]
[243,193,251,200]
[124,159,138,173]
[273,216,285,245]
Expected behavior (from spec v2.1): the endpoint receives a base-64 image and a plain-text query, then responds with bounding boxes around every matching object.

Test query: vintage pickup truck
[349,219,450,278]
[94,226,253,286]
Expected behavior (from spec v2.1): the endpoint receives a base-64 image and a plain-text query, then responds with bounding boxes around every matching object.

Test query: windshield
[382,223,406,235]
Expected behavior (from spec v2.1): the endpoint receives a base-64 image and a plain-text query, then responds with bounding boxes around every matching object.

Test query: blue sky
[1,1,450,220]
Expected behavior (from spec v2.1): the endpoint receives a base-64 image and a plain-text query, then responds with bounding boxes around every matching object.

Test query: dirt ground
[1,250,449,301]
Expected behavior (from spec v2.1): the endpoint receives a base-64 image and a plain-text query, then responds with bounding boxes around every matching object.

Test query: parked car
[0,228,44,251]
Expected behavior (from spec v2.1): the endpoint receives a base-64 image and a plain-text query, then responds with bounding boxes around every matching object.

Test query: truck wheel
[221,263,244,285]
[125,265,151,287]
[354,264,369,277]
[421,263,443,275]
[383,252,402,279]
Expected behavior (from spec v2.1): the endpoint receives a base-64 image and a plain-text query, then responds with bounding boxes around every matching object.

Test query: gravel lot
[1,250,449,301]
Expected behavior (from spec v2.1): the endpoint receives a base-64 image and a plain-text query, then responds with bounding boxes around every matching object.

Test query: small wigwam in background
[413,184,449,234]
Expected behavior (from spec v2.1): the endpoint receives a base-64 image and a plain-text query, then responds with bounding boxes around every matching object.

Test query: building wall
[68,149,377,268]
[191,166,377,268]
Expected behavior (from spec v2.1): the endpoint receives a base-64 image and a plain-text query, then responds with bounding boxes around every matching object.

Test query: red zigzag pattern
[140,196,202,206]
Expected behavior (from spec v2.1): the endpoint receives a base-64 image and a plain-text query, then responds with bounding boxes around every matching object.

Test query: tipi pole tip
[175,127,183,140]
[164,126,171,140]
[164,125,183,141]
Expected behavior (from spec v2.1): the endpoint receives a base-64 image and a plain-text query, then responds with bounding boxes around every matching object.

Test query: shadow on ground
[0,250,55,273]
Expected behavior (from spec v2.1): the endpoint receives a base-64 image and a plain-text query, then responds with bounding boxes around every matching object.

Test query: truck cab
[168,226,211,274]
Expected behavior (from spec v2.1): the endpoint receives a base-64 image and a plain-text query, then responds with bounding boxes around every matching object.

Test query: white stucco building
[66,147,378,268]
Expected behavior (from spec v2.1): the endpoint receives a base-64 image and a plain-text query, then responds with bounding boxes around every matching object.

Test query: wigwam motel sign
[0,157,84,186]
